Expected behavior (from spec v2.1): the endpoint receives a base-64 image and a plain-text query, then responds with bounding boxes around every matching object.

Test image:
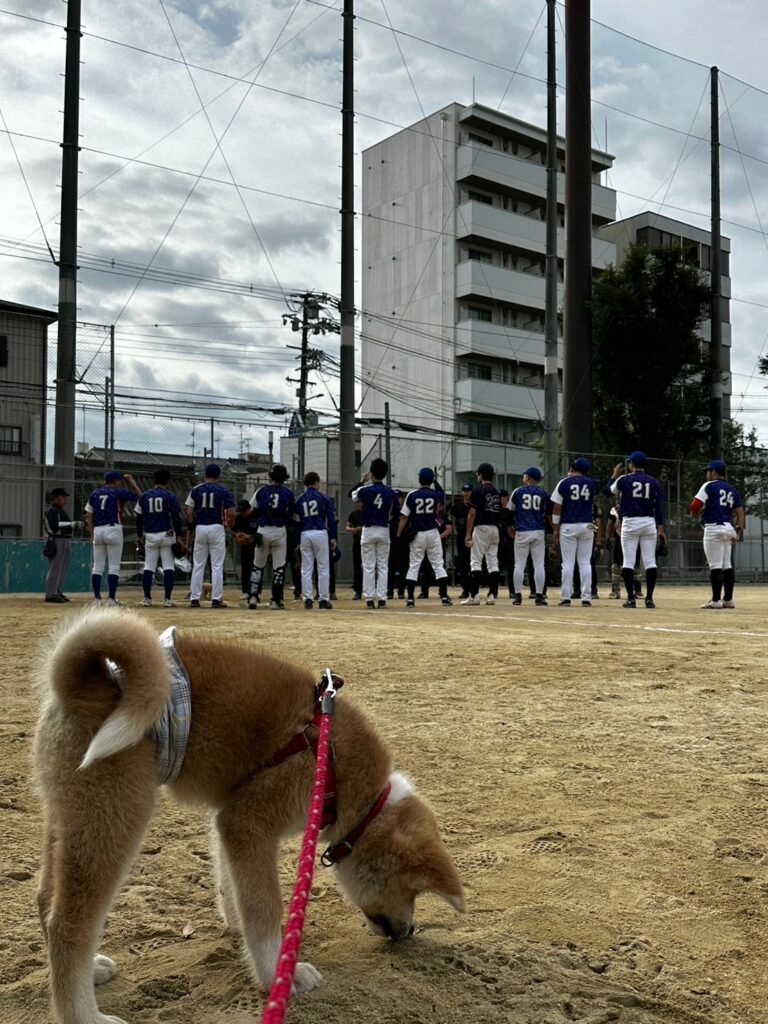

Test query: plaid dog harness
[148,626,192,785]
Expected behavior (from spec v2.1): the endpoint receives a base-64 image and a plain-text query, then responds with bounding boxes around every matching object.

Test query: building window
[0,524,21,538]
[0,336,7,368]
[467,189,494,205]
[467,362,492,380]
[0,426,21,455]
[467,132,493,147]
[466,305,493,322]
[467,247,494,264]
[464,419,492,440]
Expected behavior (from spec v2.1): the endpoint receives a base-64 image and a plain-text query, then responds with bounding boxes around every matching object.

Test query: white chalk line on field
[386,609,768,640]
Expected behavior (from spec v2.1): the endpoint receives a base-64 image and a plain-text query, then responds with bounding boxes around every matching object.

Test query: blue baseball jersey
[469,482,501,526]
[295,488,336,537]
[510,485,550,531]
[185,482,234,526]
[250,484,295,527]
[401,487,441,533]
[551,475,599,524]
[353,482,395,528]
[612,471,665,524]
[136,487,182,535]
[694,479,743,525]
[85,486,136,527]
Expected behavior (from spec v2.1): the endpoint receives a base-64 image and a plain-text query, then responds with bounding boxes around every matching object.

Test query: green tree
[591,243,711,460]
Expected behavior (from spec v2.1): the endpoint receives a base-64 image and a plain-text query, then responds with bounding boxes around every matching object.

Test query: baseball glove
[171,539,187,558]
[656,535,669,558]
[253,531,263,548]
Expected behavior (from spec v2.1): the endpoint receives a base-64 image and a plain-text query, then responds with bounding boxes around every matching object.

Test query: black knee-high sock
[406,579,416,600]
[622,567,635,599]
[438,577,448,598]
[645,567,657,600]
[163,569,175,600]
[710,568,724,601]
[470,570,482,597]
[488,571,499,598]
[272,565,285,604]
[722,568,735,601]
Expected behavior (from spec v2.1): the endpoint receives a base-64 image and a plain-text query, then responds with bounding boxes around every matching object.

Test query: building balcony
[456,259,549,310]
[456,201,616,269]
[455,319,555,364]
[456,143,616,222]
[455,376,547,419]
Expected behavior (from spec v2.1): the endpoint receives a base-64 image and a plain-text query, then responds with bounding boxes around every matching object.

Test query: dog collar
[320,780,392,866]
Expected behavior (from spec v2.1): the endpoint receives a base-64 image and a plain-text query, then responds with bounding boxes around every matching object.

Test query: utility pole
[104,377,110,463]
[54,0,82,480]
[108,325,115,468]
[544,0,560,480]
[297,294,310,482]
[210,417,215,461]
[562,0,593,461]
[339,0,357,525]
[384,401,392,478]
[268,431,274,469]
[710,65,723,459]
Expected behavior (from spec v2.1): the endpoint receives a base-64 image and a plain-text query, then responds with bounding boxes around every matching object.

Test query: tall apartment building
[360,101,617,491]
[597,211,732,417]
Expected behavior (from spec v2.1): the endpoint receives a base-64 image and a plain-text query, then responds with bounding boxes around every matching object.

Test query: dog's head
[332,783,465,941]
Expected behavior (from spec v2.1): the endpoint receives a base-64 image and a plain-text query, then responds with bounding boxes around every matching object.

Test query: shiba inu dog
[34,608,464,1024]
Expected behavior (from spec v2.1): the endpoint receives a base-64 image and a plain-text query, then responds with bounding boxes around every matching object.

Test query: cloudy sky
[2,0,768,458]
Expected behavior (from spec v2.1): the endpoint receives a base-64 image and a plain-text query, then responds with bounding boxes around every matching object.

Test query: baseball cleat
[558,599,571,607]
[248,596,258,610]
[140,598,152,607]
[609,591,620,599]
[513,593,522,606]
[485,594,496,606]
[535,594,548,606]
[722,599,735,608]
[304,599,313,609]
[581,600,592,607]
[701,599,723,609]
[378,600,387,609]
[107,598,124,607]
[622,599,636,608]
[318,600,333,610]
[211,599,228,609]
[269,601,285,610]
[163,599,176,608]
[460,596,480,606]
[644,598,656,609]
[190,599,201,608]
[441,596,453,607]
[406,598,415,608]
[366,600,375,609]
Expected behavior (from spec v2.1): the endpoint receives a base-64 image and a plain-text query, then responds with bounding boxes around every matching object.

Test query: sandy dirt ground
[1,585,767,1024]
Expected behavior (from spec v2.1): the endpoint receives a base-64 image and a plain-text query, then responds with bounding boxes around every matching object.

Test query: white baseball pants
[92,525,123,576]
[703,523,737,569]
[559,523,594,601]
[406,528,448,581]
[253,525,287,569]
[191,523,226,601]
[513,530,545,594]
[470,524,500,573]
[144,530,175,573]
[620,517,657,570]
[361,525,390,600]
[301,530,330,601]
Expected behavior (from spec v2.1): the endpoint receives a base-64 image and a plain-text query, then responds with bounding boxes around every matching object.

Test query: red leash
[260,670,339,1024]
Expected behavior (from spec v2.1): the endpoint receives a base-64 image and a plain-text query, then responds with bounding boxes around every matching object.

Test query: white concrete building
[360,101,617,492]
[597,211,732,417]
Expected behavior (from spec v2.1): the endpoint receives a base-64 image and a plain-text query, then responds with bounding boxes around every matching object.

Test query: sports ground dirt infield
[1,586,767,1024]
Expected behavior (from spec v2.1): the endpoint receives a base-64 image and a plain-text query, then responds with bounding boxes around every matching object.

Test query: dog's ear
[423,842,465,913]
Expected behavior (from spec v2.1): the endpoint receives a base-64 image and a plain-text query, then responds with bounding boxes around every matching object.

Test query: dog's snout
[365,914,415,941]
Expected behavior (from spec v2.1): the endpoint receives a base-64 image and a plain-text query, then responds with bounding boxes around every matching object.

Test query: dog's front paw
[93,954,117,986]
[292,961,323,995]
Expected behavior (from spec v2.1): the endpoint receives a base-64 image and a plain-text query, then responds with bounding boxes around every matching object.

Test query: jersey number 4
[719,490,735,508]
[569,483,591,501]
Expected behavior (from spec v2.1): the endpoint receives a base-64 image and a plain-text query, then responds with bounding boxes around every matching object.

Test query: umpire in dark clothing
[233,499,257,599]
[44,488,74,602]
[448,485,472,596]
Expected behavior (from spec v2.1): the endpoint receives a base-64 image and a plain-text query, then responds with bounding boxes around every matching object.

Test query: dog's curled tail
[47,607,171,771]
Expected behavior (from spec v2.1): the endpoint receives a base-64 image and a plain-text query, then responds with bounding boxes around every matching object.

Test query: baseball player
[185,463,235,608]
[43,487,75,603]
[351,457,395,609]
[397,468,452,608]
[248,462,295,610]
[85,469,142,605]
[550,458,599,607]
[605,502,643,599]
[510,467,550,606]
[690,458,745,609]
[462,462,501,606]
[448,484,473,596]
[135,468,183,608]
[295,471,336,609]
[609,451,665,609]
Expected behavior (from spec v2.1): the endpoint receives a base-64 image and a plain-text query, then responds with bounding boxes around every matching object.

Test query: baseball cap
[461,483,472,492]
[524,466,542,480]
[628,450,647,466]
[418,467,434,484]
[50,487,69,498]
[205,462,221,478]
[270,463,288,482]
[707,459,727,473]
[571,457,591,473]
[333,545,342,562]
[104,470,124,482]
[476,462,494,478]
